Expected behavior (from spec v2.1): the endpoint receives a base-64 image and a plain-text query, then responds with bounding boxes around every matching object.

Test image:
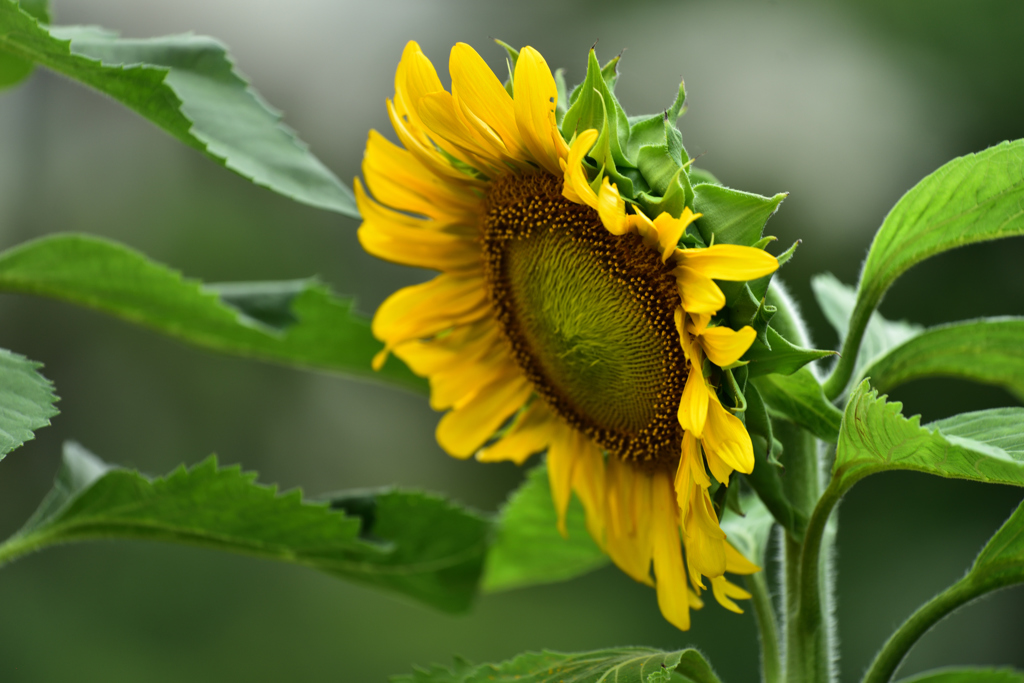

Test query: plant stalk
[860,576,999,683]
[747,569,783,683]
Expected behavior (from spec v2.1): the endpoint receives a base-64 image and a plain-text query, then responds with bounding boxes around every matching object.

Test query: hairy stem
[861,576,1005,683]
[822,296,875,400]
[747,568,783,683]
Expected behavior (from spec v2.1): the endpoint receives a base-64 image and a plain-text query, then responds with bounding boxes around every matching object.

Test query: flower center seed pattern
[482,172,687,467]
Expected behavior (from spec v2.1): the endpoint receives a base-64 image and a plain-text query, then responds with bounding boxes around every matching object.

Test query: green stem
[0,531,54,568]
[747,570,783,683]
[822,296,875,401]
[788,477,844,683]
[860,576,1000,683]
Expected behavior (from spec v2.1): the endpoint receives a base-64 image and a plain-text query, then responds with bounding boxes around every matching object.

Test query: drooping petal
[435,371,532,458]
[710,575,752,614]
[673,265,726,315]
[513,46,562,174]
[651,470,692,631]
[596,178,631,235]
[674,431,710,512]
[561,129,599,208]
[724,542,761,576]
[572,435,607,548]
[682,486,727,585]
[675,244,779,282]
[546,421,580,536]
[702,394,756,475]
[697,325,757,368]
[605,458,654,586]
[652,208,700,262]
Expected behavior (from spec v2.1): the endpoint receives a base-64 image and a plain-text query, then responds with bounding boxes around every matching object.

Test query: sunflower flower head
[358,40,810,631]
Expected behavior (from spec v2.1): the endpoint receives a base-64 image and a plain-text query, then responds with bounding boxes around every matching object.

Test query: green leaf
[898,669,1024,683]
[1,443,490,612]
[743,325,836,378]
[743,386,806,536]
[394,648,723,683]
[692,183,787,248]
[859,140,1024,316]
[483,463,607,592]
[753,368,842,443]
[0,0,47,89]
[0,347,58,461]
[832,381,1024,492]
[812,272,922,382]
[823,140,1024,399]
[861,317,1024,401]
[0,2,356,216]
[0,233,425,392]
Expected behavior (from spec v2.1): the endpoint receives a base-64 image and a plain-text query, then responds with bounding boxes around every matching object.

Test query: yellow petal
[356,182,480,271]
[674,431,710,512]
[651,470,692,631]
[682,487,727,584]
[605,458,654,586]
[393,318,497,376]
[435,371,532,458]
[450,42,527,160]
[704,445,733,487]
[561,129,599,208]
[675,244,779,282]
[702,394,755,474]
[688,312,712,336]
[372,274,486,342]
[710,575,752,614]
[698,325,757,368]
[429,344,514,411]
[596,178,631,235]
[513,46,562,175]
[652,207,700,262]
[572,435,607,548]
[546,421,580,537]
[386,99,485,187]
[418,91,503,172]
[724,542,761,576]
[673,265,726,315]
[476,400,556,464]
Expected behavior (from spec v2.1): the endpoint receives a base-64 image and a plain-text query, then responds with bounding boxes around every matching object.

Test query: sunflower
[357,41,779,630]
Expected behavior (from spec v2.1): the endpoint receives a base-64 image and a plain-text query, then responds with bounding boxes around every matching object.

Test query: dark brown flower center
[482,172,686,465]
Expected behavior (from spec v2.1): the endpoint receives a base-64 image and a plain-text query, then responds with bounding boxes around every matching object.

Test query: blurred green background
[0,0,1022,680]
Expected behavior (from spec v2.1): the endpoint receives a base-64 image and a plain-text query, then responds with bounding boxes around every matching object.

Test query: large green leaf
[0,233,424,392]
[0,443,489,612]
[394,648,722,683]
[0,347,58,461]
[811,273,922,386]
[861,317,1024,401]
[0,1,356,216]
[823,140,1024,398]
[753,368,842,443]
[860,140,1024,310]
[483,463,607,592]
[832,381,1024,492]
[898,670,1024,683]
